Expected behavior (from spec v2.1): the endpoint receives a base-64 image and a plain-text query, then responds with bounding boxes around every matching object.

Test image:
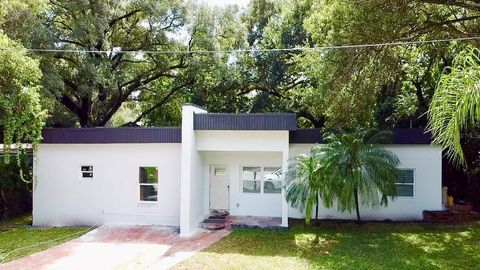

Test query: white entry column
[281,147,289,227]
[180,104,207,236]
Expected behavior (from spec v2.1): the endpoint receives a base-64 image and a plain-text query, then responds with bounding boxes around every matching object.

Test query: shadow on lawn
[202,221,480,269]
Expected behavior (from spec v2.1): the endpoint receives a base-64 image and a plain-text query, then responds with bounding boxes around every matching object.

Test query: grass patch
[0,215,91,263]
[175,221,480,270]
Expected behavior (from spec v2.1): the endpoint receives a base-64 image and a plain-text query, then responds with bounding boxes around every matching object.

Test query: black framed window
[139,167,158,202]
[396,169,414,197]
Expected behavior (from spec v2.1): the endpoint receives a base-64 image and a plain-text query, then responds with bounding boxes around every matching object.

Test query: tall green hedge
[0,154,32,220]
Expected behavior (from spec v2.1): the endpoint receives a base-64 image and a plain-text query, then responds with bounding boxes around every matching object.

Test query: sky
[200,0,251,8]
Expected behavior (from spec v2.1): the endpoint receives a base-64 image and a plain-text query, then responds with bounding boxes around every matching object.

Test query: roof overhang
[289,128,433,145]
[41,127,181,144]
[194,113,297,131]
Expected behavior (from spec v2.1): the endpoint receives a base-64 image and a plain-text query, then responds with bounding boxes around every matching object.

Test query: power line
[0,36,479,55]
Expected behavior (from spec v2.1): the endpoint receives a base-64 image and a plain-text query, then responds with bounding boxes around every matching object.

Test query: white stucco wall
[203,151,283,217]
[180,105,207,236]
[196,130,289,152]
[288,144,443,220]
[34,121,443,230]
[33,144,181,227]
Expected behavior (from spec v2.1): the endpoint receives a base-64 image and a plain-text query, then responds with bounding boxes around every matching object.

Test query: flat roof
[42,127,432,145]
[194,113,297,131]
[289,128,433,144]
[42,127,181,144]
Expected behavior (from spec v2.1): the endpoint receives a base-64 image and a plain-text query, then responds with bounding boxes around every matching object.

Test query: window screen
[263,167,282,194]
[242,167,261,193]
[139,167,158,201]
[241,166,283,194]
[396,169,414,197]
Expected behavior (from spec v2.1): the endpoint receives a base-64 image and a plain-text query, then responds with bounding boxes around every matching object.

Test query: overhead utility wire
[1,36,479,55]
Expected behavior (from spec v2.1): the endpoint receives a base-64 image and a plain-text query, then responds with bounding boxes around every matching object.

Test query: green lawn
[0,215,91,263]
[175,221,480,270]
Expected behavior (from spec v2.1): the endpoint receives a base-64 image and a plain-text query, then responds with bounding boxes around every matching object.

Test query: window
[80,166,93,179]
[139,167,158,202]
[242,167,261,193]
[242,166,282,194]
[263,167,282,194]
[395,169,414,197]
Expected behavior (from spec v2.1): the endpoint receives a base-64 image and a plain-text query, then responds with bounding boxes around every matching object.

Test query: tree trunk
[315,193,319,224]
[79,113,89,127]
[354,187,361,223]
[79,97,91,127]
[297,110,326,128]
[414,81,427,113]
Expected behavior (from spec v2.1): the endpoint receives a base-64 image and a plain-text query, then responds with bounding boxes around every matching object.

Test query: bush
[0,154,32,220]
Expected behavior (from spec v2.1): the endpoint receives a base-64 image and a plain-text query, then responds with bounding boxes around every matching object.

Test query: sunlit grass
[175,221,480,270]
[0,215,91,263]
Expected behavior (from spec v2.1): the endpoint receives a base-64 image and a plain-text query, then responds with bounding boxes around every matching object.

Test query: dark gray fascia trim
[289,128,432,145]
[42,127,181,144]
[194,113,297,130]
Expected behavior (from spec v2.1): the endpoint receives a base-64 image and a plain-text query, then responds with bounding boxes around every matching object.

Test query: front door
[210,165,229,210]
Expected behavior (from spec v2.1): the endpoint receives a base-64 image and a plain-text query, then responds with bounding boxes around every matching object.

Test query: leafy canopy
[298,0,478,128]
[36,0,189,127]
[0,32,46,164]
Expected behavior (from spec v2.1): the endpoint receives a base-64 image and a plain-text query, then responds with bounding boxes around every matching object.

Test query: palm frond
[285,150,321,224]
[287,130,401,222]
[285,144,339,224]
[427,48,480,166]
[316,130,400,218]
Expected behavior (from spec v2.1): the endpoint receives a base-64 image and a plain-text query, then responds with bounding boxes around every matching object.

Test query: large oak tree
[37,0,192,127]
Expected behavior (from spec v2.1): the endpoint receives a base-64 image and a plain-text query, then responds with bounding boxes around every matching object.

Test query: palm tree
[318,131,400,222]
[427,48,480,166]
[285,147,334,225]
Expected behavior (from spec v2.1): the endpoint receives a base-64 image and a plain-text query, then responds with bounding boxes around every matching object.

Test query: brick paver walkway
[0,225,229,270]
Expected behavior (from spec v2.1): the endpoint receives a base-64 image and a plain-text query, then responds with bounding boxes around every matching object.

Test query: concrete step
[201,211,231,231]
[201,222,225,230]
[211,210,229,217]
[208,216,227,219]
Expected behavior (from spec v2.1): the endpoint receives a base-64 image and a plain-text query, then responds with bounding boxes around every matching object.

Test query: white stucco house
[33,104,442,236]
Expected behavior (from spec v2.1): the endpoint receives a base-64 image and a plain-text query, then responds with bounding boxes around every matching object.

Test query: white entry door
[210,165,229,210]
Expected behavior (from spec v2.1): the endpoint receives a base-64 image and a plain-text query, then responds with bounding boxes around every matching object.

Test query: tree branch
[54,54,79,66]
[410,14,480,38]
[58,38,88,48]
[108,9,142,28]
[297,110,326,128]
[417,0,480,11]
[60,95,80,115]
[123,78,195,126]
[141,62,187,86]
